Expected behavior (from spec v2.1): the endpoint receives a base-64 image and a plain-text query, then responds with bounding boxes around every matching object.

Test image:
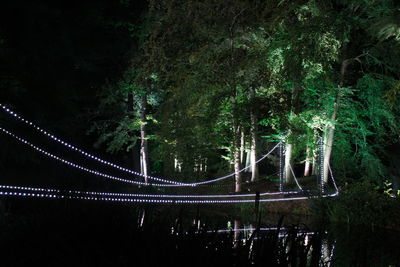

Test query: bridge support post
[279,141,284,192]
[318,137,325,194]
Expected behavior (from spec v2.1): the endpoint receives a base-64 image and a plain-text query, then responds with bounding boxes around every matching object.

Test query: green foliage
[89,0,400,187]
[314,181,400,228]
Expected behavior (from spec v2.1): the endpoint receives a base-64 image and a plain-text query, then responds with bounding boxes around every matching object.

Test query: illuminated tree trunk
[311,152,317,176]
[128,92,141,172]
[140,93,149,183]
[284,142,293,183]
[245,148,251,172]
[304,146,312,177]
[240,130,245,164]
[323,53,366,183]
[249,86,259,182]
[233,125,242,192]
[323,103,337,183]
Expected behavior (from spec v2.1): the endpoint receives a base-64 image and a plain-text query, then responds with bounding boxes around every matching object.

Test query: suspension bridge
[0,103,339,205]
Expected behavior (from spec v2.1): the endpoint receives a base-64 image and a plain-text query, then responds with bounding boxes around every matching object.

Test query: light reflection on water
[170,217,400,267]
[1,201,399,266]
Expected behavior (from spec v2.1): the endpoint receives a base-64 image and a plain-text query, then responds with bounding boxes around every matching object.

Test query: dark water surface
[0,198,399,267]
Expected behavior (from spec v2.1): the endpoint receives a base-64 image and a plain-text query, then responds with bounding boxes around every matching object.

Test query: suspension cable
[0,103,279,186]
[328,164,339,193]
[288,163,303,191]
[0,127,183,187]
[0,184,339,204]
[0,184,301,199]
[0,126,279,188]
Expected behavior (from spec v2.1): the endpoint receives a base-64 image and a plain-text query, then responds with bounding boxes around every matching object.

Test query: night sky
[0,1,147,170]
[0,0,145,133]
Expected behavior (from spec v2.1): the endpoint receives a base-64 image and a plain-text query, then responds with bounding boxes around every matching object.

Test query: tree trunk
[323,103,338,183]
[311,152,317,176]
[322,57,350,183]
[284,142,293,183]
[322,53,366,183]
[233,124,242,193]
[127,92,141,172]
[140,93,149,183]
[240,130,245,164]
[304,146,312,177]
[249,86,259,182]
[245,148,251,172]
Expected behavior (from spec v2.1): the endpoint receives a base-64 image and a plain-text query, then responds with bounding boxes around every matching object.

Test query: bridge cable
[0,103,279,186]
[0,184,338,204]
[288,163,303,191]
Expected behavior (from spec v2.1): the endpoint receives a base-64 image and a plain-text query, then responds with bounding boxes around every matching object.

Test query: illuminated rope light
[192,142,280,185]
[0,185,338,204]
[192,171,281,188]
[0,104,280,186]
[0,183,338,204]
[318,138,339,194]
[319,138,325,193]
[0,127,186,187]
[328,164,339,193]
[0,184,301,199]
[279,141,284,192]
[0,103,185,185]
[288,163,303,190]
[1,126,282,189]
[0,185,59,193]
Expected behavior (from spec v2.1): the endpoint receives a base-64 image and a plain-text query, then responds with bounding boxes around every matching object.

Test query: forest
[0,0,400,266]
[2,0,400,211]
[1,1,400,265]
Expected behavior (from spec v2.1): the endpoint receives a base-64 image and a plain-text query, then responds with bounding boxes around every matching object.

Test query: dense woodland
[1,0,400,196]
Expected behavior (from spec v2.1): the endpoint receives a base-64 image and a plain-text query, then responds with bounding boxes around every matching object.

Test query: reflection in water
[1,200,400,266]
[137,208,146,227]
[212,221,335,266]
[233,219,240,248]
[204,221,400,266]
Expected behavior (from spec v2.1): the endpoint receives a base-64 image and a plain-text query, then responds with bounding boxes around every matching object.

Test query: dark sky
[0,0,146,171]
[0,0,145,132]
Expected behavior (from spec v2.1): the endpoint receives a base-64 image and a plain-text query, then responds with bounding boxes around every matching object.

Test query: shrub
[313,181,400,229]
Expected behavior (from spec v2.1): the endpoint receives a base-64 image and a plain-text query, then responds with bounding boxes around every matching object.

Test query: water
[0,198,399,266]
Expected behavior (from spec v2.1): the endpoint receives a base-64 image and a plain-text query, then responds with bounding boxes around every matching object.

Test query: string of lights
[0,103,185,185]
[0,184,301,199]
[0,127,186,187]
[191,143,280,185]
[0,184,339,204]
[288,163,303,190]
[0,103,279,186]
[188,171,280,188]
[328,164,339,193]
[1,126,283,189]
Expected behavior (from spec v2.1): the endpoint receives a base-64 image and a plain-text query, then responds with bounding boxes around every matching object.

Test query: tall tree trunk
[128,92,141,172]
[140,93,149,183]
[234,124,242,192]
[240,130,245,164]
[284,142,293,183]
[311,152,317,176]
[323,53,366,183]
[245,148,251,172]
[249,86,259,182]
[304,145,312,177]
[322,58,348,183]
[323,103,338,183]
[284,82,302,183]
